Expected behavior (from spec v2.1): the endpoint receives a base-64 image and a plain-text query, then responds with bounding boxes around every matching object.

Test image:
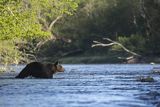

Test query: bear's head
[54,61,65,72]
[50,61,65,73]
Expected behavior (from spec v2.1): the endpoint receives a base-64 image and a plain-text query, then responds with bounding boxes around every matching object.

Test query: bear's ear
[54,61,59,66]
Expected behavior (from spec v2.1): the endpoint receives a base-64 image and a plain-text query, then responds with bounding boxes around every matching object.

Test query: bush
[0,40,22,65]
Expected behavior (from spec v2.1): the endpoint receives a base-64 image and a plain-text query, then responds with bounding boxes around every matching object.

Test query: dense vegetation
[0,0,79,65]
[0,0,160,64]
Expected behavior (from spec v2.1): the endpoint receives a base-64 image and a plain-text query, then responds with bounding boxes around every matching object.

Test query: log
[92,38,141,57]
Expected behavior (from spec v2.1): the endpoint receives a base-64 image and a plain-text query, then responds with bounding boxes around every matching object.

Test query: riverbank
[1,55,160,65]
[59,55,160,64]
[60,55,123,64]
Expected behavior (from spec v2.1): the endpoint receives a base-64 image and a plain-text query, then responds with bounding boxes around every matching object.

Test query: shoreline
[0,56,160,65]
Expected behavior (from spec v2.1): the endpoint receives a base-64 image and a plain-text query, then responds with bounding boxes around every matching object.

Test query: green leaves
[0,0,79,64]
[0,40,22,65]
[0,0,79,41]
[0,1,47,40]
[112,34,146,54]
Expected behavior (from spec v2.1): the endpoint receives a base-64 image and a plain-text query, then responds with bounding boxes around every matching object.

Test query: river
[0,64,160,107]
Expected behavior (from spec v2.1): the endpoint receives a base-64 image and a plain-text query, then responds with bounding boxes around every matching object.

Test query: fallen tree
[92,38,142,63]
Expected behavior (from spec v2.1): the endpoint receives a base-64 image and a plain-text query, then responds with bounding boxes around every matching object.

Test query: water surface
[0,64,160,107]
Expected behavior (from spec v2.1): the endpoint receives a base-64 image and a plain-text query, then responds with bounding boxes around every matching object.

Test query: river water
[0,64,160,107]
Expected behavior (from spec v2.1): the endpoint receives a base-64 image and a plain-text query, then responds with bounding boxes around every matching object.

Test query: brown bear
[15,61,64,79]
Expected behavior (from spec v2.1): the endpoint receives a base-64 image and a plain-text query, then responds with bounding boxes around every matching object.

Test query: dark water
[0,64,160,107]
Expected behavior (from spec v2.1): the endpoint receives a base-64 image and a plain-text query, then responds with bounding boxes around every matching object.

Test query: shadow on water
[0,64,160,107]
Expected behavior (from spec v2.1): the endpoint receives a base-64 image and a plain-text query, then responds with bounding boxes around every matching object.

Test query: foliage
[112,34,146,54]
[0,0,79,40]
[0,40,22,65]
[53,0,142,56]
[0,0,160,64]
[0,0,79,64]
[0,0,50,40]
[51,0,160,61]
[142,0,160,55]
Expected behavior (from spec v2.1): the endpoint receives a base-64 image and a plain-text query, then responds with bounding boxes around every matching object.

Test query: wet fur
[15,62,63,79]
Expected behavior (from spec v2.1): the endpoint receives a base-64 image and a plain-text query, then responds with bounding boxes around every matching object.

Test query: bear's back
[27,62,52,78]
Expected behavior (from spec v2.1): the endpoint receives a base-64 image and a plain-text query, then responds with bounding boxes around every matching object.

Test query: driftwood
[92,38,141,57]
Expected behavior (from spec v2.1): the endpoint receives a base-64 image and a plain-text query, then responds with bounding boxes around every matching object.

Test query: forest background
[0,0,160,65]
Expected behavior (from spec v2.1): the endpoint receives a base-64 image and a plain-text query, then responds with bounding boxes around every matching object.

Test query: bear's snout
[56,65,65,72]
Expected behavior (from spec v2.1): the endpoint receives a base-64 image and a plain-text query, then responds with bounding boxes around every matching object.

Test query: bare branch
[34,37,56,52]
[103,38,114,42]
[92,41,116,47]
[92,38,141,57]
[48,15,63,31]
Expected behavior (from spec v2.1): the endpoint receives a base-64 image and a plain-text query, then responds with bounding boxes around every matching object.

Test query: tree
[139,0,160,55]
[0,0,79,65]
[54,0,142,55]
